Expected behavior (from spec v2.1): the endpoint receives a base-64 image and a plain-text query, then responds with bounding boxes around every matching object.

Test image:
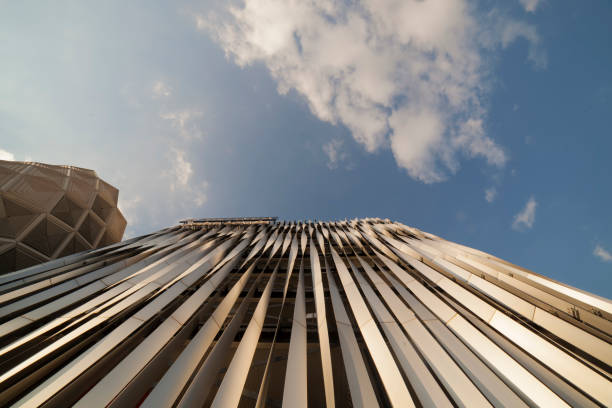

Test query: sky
[1,0,611,297]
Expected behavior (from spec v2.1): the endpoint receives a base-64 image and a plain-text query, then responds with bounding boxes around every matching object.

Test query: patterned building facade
[0,218,610,407]
[0,160,126,273]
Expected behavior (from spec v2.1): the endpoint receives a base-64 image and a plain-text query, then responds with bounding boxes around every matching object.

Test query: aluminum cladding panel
[0,218,610,407]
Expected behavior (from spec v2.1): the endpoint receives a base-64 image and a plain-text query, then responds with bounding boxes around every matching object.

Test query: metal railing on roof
[179,217,277,228]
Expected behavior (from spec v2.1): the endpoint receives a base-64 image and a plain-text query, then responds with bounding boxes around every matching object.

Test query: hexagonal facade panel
[0,160,126,273]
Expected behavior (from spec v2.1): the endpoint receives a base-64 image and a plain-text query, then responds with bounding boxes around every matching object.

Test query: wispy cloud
[485,187,497,203]
[160,110,204,140]
[512,196,537,230]
[519,0,542,13]
[118,194,142,238]
[498,19,547,69]
[152,80,173,98]
[112,82,209,235]
[594,245,612,263]
[323,139,347,169]
[199,0,543,183]
[192,184,208,207]
[0,148,15,161]
[165,147,208,207]
[168,148,193,189]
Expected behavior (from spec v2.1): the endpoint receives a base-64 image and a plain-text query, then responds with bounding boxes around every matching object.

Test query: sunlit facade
[0,217,610,407]
[0,160,126,273]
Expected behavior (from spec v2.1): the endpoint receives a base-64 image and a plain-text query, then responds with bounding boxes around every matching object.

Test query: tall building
[0,160,126,273]
[0,218,610,407]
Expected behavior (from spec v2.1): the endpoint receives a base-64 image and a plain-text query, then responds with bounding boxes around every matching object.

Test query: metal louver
[0,218,610,407]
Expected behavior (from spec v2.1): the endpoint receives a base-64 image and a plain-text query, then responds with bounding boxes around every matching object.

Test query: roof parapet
[179,217,277,228]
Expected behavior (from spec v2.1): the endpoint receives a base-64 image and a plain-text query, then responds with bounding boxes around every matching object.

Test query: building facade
[0,160,126,273]
[0,218,610,407]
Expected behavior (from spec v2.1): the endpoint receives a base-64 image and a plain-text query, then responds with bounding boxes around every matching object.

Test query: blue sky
[1,0,611,297]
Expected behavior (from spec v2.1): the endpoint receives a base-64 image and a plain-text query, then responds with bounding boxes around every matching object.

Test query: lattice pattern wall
[0,219,610,407]
[0,160,126,273]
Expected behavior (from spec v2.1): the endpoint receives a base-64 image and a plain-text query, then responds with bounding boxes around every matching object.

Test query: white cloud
[322,138,347,169]
[512,196,537,230]
[159,105,207,208]
[485,187,497,203]
[519,0,541,13]
[165,148,208,207]
[113,143,208,239]
[160,110,204,140]
[199,0,543,183]
[453,118,507,166]
[191,182,208,207]
[498,19,547,69]
[594,245,612,263]
[0,148,15,161]
[389,108,447,183]
[168,148,193,189]
[118,194,143,235]
[152,80,173,98]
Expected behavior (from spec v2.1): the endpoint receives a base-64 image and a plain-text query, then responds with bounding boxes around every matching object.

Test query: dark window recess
[51,195,85,228]
[91,194,114,222]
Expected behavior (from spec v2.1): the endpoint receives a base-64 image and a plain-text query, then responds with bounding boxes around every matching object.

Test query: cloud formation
[111,80,209,236]
[498,19,547,69]
[0,148,15,161]
[152,80,173,98]
[117,142,208,237]
[519,0,541,13]
[168,148,193,189]
[485,187,497,203]
[323,138,347,169]
[160,110,204,140]
[200,0,543,183]
[512,196,537,230]
[167,148,208,207]
[117,195,143,238]
[593,245,612,263]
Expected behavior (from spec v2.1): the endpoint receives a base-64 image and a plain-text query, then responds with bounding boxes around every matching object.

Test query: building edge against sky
[0,217,610,407]
[0,160,126,273]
